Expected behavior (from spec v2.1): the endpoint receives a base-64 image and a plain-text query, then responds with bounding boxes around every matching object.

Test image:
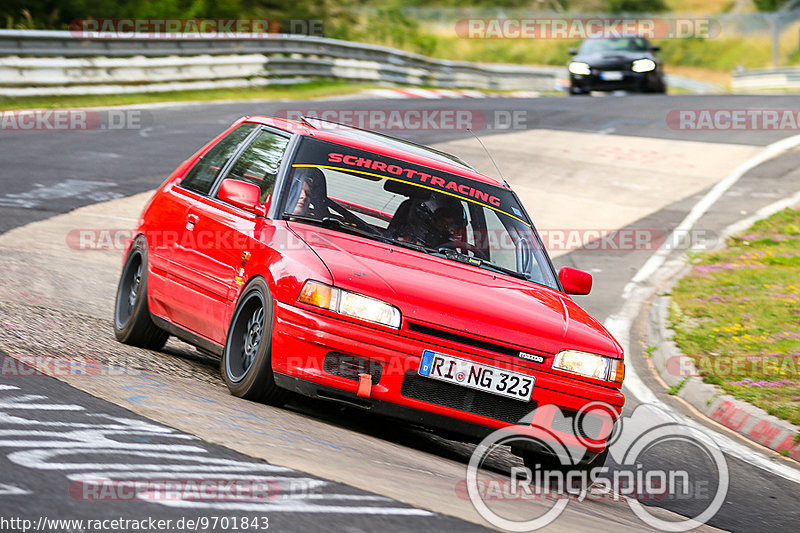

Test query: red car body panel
[271,301,622,453]
[124,116,625,457]
[289,223,621,358]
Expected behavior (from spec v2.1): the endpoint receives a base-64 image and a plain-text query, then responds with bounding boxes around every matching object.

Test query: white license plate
[418,349,534,402]
[600,71,624,81]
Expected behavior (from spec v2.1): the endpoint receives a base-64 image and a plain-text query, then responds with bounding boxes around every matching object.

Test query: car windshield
[280,137,559,289]
[579,37,649,54]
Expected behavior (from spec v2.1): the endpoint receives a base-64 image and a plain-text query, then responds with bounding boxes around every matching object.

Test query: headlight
[553,350,625,384]
[632,58,656,73]
[297,280,402,329]
[568,62,591,76]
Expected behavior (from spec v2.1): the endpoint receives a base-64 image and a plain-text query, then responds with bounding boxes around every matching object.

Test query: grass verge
[669,207,800,425]
[0,81,377,111]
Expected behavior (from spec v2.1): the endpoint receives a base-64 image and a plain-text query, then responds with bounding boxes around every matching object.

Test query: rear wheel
[222,277,289,405]
[114,236,169,350]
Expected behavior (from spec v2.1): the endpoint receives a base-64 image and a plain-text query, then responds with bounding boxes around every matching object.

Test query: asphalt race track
[0,350,484,532]
[1,92,799,532]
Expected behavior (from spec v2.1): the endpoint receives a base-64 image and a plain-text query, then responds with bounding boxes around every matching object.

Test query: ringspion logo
[465,403,729,531]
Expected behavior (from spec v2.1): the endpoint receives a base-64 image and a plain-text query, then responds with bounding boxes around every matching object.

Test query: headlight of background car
[568,61,591,75]
[297,280,402,328]
[631,58,656,73]
[553,350,625,384]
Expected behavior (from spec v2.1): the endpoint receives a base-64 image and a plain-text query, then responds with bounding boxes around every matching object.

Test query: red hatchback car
[114,116,625,471]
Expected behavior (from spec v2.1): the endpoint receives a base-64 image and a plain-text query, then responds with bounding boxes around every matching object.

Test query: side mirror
[650,45,660,52]
[218,179,266,216]
[568,48,578,55]
[558,266,592,295]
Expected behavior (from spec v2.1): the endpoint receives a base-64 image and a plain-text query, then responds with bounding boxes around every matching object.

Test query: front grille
[400,372,536,424]
[323,353,383,384]
[407,321,549,362]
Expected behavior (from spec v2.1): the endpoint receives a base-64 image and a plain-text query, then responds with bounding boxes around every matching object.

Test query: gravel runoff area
[0,300,224,385]
[0,190,228,386]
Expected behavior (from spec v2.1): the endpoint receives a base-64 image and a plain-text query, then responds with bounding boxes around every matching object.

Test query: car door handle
[186,214,199,230]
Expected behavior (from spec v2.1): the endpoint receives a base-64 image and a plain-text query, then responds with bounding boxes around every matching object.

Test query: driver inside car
[288,167,328,217]
[386,193,467,250]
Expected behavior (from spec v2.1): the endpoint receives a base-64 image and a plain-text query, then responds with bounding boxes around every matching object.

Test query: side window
[222,129,291,203]
[483,208,518,269]
[180,123,257,195]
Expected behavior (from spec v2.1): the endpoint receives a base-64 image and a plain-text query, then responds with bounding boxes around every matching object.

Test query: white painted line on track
[365,89,409,99]
[154,499,434,515]
[0,395,84,410]
[629,134,800,290]
[398,88,442,99]
[66,472,298,480]
[721,189,800,241]
[606,133,800,485]
[0,482,32,495]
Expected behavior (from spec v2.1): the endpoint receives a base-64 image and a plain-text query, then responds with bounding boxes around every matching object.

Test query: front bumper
[271,302,625,453]
[570,70,659,92]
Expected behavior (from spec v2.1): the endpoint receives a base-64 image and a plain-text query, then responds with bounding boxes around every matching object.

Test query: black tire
[114,236,169,350]
[569,87,589,96]
[646,78,667,94]
[222,277,288,405]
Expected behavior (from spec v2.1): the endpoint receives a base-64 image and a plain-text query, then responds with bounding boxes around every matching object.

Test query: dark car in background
[568,36,666,95]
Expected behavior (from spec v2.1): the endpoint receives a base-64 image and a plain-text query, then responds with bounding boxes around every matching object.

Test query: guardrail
[0,30,560,97]
[732,67,800,92]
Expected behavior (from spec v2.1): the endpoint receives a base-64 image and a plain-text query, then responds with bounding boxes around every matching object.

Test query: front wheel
[222,277,288,405]
[113,236,168,350]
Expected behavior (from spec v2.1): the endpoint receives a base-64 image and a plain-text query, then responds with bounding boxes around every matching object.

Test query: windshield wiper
[438,249,530,280]
[284,214,392,244]
[381,237,439,255]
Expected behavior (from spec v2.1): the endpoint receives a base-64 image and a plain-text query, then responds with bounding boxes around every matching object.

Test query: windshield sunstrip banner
[291,138,529,225]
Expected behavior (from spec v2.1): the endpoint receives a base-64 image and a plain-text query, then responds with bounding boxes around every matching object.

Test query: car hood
[289,223,622,358]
